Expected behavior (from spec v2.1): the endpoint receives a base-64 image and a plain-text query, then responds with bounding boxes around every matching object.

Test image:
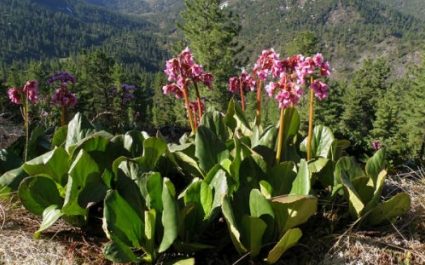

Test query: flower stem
[183,85,196,133]
[240,81,245,112]
[193,82,203,119]
[275,106,285,165]
[255,75,262,126]
[23,102,28,162]
[307,76,315,161]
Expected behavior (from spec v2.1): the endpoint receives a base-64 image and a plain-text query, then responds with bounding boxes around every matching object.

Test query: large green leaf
[18,176,62,216]
[143,209,157,262]
[140,137,168,170]
[172,151,205,179]
[256,125,278,150]
[241,215,267,258]
[159,178,179,253]
[0,166,28,191]
[51,125,68,148]
[339,171,365,218]
[70,132,115,170]
[205,167,229,218]
[365,192,411,226]
[65,113,97,153]
[365,149,386,186]
[103,240,140,263]
[221,194,247,255]
[180,180,213,239]
[111,130,146,158]
[290,159,311,195]
[300,125,334,159]
[333,156,365,196]
[249,189,274,219]
[62,149,106,217]
[195,126,229,172]
[279,107,300,162]
[23,147,69,187]
[103,190,145,248]
[266,161,296,196]
[249,189,275,243]
[266,228,302,264]
[330,139,350,161]
[145,172,163,211]
[200,109,229,141]
[271,194,317,234]
[34,204,64,239]
[363,170,387,213]
[223,98,251,136]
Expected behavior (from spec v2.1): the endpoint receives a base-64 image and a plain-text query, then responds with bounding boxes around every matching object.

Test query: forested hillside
[0,0,167,70]
[376,0,425,19]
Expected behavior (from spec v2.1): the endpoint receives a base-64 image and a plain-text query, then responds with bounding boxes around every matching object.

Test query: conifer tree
[339,58,390,151]
[177,0,243,112]
[401,51,425,158]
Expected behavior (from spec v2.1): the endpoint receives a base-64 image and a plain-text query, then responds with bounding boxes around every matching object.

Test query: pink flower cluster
[228,72,256,94]
[372,140,382,151]
[254,49,331,108]
[7,81,39,105]
[163,47,213,98]
[48,71,78,108]
[52,88,77,108]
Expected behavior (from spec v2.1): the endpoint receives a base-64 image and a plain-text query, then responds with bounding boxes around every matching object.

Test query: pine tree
[401,51,425,158]
[339,58,391,151]
[177,0,244,112]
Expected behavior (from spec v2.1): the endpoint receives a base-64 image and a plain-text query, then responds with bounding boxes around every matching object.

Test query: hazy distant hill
[0,0,167,70]
[376,0,425,20]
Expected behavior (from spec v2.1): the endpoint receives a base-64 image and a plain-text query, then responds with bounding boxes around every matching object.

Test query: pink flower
[163,47,214,95]
[310,80,329,100]
[313,53,323,67]
[274,83,303,109]
[320,61,331,77]
[162,84,184,99]
[7,81,39,105]
[372,140,382,150]
[229,72,255,93]
[254,48,281,81]
[8,87,21,104]
[265,81,279,98]
[201,73,213,90]
[52,88,77,108]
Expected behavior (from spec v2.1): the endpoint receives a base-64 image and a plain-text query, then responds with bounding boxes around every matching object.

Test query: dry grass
[0,115,23,150]
[1,169,425,265]
[320,169,425,265]
[0,192,110,265]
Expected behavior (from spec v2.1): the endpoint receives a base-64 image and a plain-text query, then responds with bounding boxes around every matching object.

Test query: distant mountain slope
[222,0,425,78]
[375,0,425,20]
[0,0,166,70]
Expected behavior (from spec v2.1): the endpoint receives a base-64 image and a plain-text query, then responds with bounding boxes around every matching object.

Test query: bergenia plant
[228,72,255,111]
[163,47,213,133]
[7,80,39,161]
[260,52,331,163]
[48,71,78,126]
[297,53,331,160]
[252,48,281,125]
